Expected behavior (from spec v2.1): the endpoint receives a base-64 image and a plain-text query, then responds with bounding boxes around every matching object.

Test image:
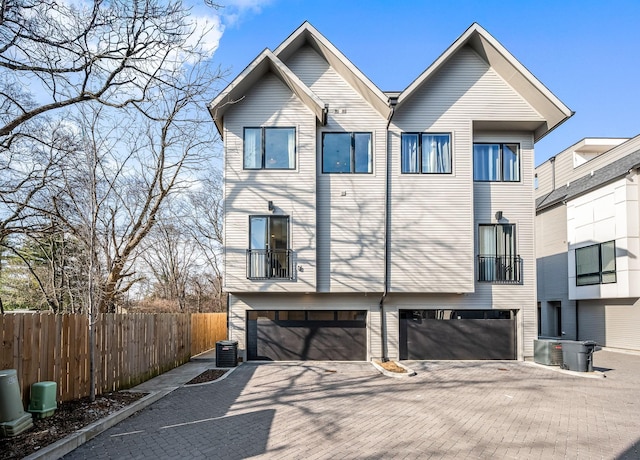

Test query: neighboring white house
[536,135,640,351]
[209,22,572,362]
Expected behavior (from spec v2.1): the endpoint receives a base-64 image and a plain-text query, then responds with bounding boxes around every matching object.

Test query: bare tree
[0,0,224,313]
[1,0,219,142]
[185,173,225,309]
[140,218,197,311]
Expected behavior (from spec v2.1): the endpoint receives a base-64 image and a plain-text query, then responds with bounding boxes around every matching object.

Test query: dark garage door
[399,309,516,360]
[247,310,367,361]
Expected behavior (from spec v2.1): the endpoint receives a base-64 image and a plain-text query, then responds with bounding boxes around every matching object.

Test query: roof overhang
[397,23,573,142]
[274,22,392,120]
[208,49,327,137]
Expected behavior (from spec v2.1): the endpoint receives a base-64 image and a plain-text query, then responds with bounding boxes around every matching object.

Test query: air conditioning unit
[533,339,563,366]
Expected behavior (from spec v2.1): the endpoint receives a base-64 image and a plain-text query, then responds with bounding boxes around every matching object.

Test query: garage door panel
[247,311,367,361]
[400,310,516,360]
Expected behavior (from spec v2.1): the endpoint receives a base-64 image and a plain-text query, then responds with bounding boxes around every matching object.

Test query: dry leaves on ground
[376,360,408,373]
[0,392,145,460]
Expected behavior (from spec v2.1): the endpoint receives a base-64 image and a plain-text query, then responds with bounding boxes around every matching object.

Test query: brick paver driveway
[66,350,640,459]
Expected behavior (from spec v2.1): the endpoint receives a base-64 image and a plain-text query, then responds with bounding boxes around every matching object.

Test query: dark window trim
[401,132,452,175]
[247,215,292,280]
[243,126,296,170]
[247,310,368,322]
[477,223,521,284]
[575,240,617,286]
[321,131,373,174]
[473,142,521,183]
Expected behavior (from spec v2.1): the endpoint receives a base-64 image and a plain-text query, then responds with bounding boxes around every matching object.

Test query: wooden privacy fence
[0,312,227,406]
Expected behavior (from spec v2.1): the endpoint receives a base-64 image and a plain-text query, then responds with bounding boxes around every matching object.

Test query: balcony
[477,255,522,284]
[246,249,294,280]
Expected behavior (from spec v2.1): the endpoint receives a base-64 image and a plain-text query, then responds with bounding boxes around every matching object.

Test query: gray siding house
[209,22,572,362]
[536,135,640,351]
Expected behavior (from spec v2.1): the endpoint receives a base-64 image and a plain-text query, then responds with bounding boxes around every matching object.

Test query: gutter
[379,97,397,362]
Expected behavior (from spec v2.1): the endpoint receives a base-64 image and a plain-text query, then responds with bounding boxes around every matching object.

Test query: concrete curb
[524,361,606,378]
[23,390,171,460]
[370,360,417,378]
[181,365,239,387]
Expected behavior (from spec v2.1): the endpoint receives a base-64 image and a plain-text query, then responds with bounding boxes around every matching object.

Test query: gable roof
[208,49,327,136]
[273,21,391,120]
[397,23,573,142]
[208,22,571,142]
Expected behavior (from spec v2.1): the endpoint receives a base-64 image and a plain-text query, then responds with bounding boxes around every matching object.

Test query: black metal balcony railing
[477,255,523,284]
[246,249,293,280]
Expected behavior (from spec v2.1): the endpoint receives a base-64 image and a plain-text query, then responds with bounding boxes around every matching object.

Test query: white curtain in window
[474,144,500,180]
[402,135,419,173]
[249,217,267,278]
[503,144,520,181]
[423,134,451,173]
[244,129,261,169]
[479,226,496,281]
[496,224,515,257]
[287,128,295,168]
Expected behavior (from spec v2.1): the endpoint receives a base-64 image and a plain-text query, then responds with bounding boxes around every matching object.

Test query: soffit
[397,23,573,142]
[274,22,391,119]
[208,49,326,137]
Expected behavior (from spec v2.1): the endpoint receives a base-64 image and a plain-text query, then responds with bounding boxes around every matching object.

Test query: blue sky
[207,0,640,165]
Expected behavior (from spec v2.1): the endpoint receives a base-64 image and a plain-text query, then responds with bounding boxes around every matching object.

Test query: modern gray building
[536,135,640,351]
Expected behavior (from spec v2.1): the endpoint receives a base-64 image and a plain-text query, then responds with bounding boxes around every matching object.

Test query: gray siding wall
[536,204,569,301]
[388,46,540,296]
[473,131,537,358]
[224,74,317,292]
[285,46,387,292]
[578,298,640,351]
[535,160,553,197]
[224,44,544,360]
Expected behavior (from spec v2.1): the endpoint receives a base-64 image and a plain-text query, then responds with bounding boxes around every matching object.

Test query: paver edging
[370,360,417,378]
[181,365,240,387]
[23,390,172,460]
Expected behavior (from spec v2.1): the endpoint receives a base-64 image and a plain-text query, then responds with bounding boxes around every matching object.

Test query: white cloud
[217,0,274,27]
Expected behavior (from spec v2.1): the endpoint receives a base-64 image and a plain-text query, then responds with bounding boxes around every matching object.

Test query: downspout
[379,97,397,362]
[550,156,556,190]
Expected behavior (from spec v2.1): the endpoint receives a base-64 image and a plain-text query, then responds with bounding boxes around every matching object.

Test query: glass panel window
[478,224,519,283]
[576,241,616,286]
[247,216,291,280]
[322,132,372,173]
[244,127,295,170]
[401,133,451,174]
[354,133,373,173]
[502,144,520,181]
[308,311,335,321]
[473,143,520,182]
[244,128,262,169]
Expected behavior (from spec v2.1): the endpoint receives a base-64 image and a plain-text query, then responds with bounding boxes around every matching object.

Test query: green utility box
[0,369,33,437]
[28,381,57,418]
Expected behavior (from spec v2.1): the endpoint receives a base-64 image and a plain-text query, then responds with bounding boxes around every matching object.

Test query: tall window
[244,127,296,170]
[576,241,616,286]
[322,132,372,173]
[478,224,520,283]
[473,143,520,182]
[247,216,291,279]
[401,133,451,174]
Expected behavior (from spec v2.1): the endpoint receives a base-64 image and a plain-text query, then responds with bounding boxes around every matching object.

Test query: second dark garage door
[399,309,516,360]
[246,310,367,361]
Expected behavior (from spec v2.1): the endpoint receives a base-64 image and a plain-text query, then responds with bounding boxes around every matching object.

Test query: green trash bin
[561,340,596,372]
[0,369,34,437]
[0,370,26,423]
